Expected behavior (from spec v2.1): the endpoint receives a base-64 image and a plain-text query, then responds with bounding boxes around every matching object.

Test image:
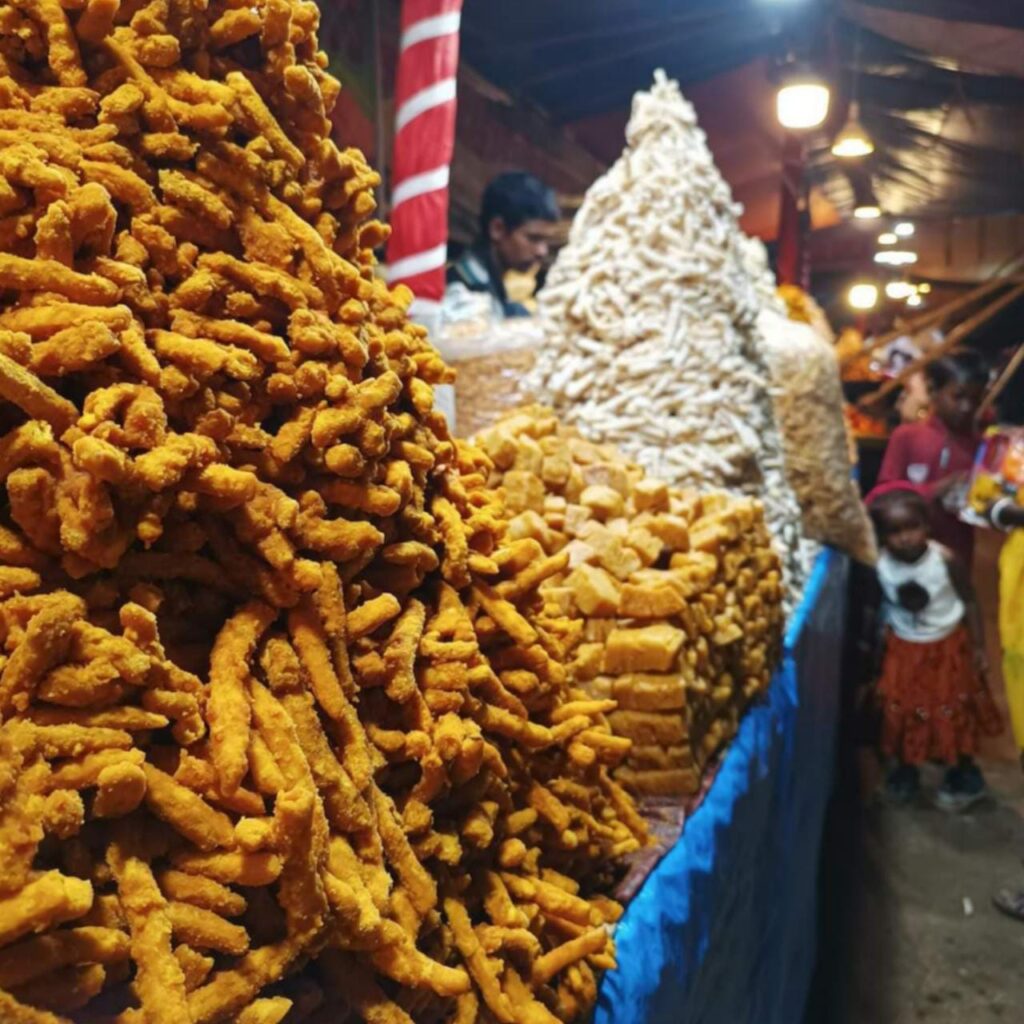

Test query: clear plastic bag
[441,316,544,438]
[758,308,878,564]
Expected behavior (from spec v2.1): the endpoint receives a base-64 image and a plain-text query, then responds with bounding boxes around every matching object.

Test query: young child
[869,488,1001,811]
[875,350,988,570]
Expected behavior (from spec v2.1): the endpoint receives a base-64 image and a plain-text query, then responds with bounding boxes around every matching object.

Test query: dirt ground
[807,530,1024,1023]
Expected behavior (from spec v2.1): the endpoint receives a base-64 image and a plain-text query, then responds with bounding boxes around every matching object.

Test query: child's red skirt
[878,625,1002,765]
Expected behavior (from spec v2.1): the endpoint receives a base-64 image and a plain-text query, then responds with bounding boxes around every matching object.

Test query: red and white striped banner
[386,0,463,312]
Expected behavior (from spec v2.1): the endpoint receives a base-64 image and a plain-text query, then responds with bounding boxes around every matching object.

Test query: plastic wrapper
[757,308,878,564]
[963,427,1024,524]
[443,317,543,438]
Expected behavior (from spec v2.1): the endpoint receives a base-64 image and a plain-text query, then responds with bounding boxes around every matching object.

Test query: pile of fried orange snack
[0,2,648,1022]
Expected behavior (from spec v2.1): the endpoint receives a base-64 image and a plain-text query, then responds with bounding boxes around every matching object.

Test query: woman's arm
[945,552,988,674]
[990,499,1024,530]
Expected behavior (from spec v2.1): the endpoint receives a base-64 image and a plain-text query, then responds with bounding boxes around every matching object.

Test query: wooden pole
[842,275,1009,369]
[776,135,806,288]
[857,281,1024,408]
[979,340,1024,418]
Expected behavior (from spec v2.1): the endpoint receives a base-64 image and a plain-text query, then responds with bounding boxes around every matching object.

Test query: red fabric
[387,0,463,302]
[878,626,1001,765]
[401,0,461,29]
[393,33,459,102]
[874,415,979,567]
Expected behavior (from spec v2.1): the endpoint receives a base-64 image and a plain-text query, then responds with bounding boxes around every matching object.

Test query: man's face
[488,217,556,273]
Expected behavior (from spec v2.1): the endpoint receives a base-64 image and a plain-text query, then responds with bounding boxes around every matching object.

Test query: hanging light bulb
[919,282,932,293]
[854,204,881,220]
[894,222,914,237]
[906,292,923,307]
[885,281,915,300]
[848,282,879,310]
[874,250,917,266]
[776,63,831,130]
[878,232,898,245]
[831,101,874,158]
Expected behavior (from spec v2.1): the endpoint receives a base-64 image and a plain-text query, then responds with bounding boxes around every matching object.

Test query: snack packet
[962,427,1024,525]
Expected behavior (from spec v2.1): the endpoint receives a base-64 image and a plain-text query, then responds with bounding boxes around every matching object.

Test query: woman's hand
[930,471,968,503]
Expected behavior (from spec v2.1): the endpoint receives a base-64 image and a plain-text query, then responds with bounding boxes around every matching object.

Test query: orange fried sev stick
[235,997,293,1024]
[157,870,246,918]
[287,597,348,721]
[169,850,283,888]
[273,783,329,940]
[186,935,304,1024]
[531,927,609,985]
[166,901,250,956]
[0,926,128,988]
[371,786,436,916]
[207,602,277,794]
[0,988,72,1023]
[0,592,83,716]
[108,842,189,1024]
[0,254,117,304]
[142,764,235,851]
[369,919,470,998]
[8,963,106,1015]
[443,898,515,1024]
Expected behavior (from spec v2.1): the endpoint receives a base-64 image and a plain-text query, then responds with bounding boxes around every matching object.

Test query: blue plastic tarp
[595,549,848,1024]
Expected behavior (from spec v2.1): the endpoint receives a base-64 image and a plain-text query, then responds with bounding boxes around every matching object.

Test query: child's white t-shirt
[877,541,965,643]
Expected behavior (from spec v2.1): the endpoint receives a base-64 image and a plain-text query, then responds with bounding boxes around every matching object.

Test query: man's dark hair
[479,172,559,239]
[924,349,989,392]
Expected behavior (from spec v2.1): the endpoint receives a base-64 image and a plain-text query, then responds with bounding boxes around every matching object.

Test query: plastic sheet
[595,548,848,1024]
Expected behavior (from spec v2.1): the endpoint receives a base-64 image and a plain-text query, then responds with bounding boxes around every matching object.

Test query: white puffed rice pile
[528,71,807,603]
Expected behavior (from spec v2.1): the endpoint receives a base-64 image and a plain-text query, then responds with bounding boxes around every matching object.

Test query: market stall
[0,3,868,1022]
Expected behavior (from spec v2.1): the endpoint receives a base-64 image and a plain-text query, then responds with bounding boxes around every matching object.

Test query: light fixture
[832,29,873,158]
[874,250,917,266]
[832,101,874,158]
[848,282,879,310]
[878,232,898,245]
[776,63,831,130]
[906,292,923,307]
[854,204,881,220]
[885,281,915,300]
[894,222,914,237]
[919,282,932,293]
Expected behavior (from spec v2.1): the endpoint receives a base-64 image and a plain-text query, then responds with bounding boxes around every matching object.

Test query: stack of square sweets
[475,407,785,796]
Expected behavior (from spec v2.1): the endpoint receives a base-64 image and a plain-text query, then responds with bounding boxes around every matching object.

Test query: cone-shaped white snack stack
[528,71,806,602]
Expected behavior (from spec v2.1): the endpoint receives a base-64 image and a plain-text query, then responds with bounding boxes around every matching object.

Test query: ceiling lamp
[894,221,915,237]
[776,63,831,130]
[848,282,879,310]
[878,232,898,245]
[854,204,881,220]
[874,250,917,266]
[919,282,932,293]
[832,102,874,158]
[885,281,915,300]
[906,292,923,307]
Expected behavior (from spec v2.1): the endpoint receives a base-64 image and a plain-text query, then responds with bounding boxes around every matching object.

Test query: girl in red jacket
[875,350,988,569]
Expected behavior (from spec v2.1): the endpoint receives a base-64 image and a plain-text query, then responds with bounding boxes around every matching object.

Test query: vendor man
[446,171,559,319]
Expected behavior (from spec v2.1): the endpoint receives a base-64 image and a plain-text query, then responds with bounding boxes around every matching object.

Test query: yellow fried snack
[0,2,648,1020]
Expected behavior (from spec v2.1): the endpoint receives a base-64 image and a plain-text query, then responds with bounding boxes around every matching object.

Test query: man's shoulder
[447,249,493,291]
